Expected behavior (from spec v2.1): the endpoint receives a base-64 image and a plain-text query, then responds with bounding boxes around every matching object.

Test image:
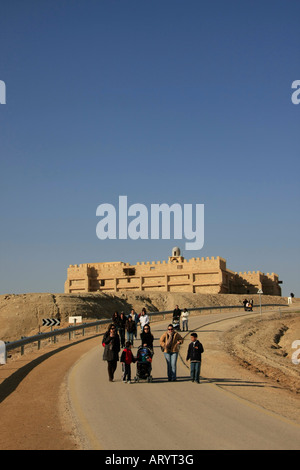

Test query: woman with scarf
[140,324,154,351]
[102,323,121,382]
[160,324,183,382]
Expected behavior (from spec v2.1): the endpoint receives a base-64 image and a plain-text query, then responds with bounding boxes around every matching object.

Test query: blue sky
[0,0,299,296]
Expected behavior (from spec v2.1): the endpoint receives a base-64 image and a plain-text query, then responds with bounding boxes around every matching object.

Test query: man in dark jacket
[186,333,204,383]
[173,305,182,322]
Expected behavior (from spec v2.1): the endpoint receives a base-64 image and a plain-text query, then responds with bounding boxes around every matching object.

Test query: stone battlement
[69,256,224,269]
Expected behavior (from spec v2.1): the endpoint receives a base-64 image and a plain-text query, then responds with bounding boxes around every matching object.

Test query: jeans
[122,363,131,382]
[164,352,178,381]
[190,361,201,383]
[182,320,188,331]
[127,331,134,345]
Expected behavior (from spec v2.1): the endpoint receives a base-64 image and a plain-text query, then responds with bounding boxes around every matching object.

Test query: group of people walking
[111,308,150,348]
[103,308,154,382]
[102,306,204,384]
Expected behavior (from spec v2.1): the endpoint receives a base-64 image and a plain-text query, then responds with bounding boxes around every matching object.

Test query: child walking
[120,341,136,383]
[186,333,204,383]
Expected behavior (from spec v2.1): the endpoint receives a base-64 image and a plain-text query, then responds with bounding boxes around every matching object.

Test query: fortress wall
[260,273,281,295]
[232,271,281,296]
[65,264,89,293]
[65,253,281,296]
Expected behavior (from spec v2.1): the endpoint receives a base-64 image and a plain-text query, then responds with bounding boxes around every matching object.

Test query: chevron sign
[42,318,60,327]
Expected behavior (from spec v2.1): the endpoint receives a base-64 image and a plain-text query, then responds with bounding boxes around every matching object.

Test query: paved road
[68,313,300,450]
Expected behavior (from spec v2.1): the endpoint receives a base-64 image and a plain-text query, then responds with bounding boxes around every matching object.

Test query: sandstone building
[65,248,281,296]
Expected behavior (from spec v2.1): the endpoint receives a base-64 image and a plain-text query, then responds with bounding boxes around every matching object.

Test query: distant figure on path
[181,308,189,331]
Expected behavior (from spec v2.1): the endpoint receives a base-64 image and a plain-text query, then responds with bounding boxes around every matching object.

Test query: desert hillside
[0,291,289,342]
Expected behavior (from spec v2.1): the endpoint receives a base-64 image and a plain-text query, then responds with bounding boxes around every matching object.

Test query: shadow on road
[0,334,101,404]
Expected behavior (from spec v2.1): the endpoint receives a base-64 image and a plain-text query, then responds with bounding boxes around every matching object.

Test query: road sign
[0,340,6,364]
[42,318,60,327]
[257,289,263,294]
[69,316,82,324]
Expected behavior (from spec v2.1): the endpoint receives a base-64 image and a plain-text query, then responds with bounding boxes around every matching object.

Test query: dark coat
[119,314,127,329]
[186,340,204,362]
[173,307,181,321]
[140,326,154,349]
[103,331,120,362]
[112,313,120,328]
[126,319,137,334]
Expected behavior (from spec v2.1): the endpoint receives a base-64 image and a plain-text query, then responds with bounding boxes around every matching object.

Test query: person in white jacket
[181,308,189,331]
[139,308,150,331]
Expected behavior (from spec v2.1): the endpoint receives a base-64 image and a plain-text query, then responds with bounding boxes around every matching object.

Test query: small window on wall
[100,280,105,286]
[123,268,135,276]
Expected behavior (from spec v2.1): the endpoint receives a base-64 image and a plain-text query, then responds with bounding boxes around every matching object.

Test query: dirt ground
[0,332,105,450]
[224,310,300,394]
[0,305,299,450]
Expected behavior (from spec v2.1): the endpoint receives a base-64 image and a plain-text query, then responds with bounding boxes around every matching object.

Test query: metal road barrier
[0,303,287,364]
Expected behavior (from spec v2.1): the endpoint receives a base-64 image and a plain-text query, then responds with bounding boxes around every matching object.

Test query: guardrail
[0,303,288,364]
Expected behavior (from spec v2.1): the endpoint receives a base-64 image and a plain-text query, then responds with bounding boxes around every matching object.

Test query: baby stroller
[172,315,181,331]
[134,346,153,383]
